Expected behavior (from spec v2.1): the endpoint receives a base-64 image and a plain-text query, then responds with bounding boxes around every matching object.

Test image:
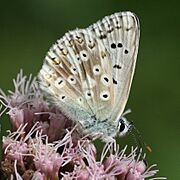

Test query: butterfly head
[118,117,131,137]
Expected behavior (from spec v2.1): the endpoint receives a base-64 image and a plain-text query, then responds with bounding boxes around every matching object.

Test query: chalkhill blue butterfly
[39,11,140,142]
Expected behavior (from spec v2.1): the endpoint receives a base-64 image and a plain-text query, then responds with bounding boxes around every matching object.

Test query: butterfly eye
[118,117,130,137]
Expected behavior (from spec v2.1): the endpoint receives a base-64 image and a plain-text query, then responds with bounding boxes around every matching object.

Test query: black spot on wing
[117,43,123,48]
[124,49,129,54]
[99,34,107,39]
[113,64,122,69]
[113,78,117,84]
[111,43,116,49]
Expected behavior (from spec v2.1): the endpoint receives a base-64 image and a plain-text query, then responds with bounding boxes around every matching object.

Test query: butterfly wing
[88,11,140,122]
[39,28,115,128]
[39,11,140,134]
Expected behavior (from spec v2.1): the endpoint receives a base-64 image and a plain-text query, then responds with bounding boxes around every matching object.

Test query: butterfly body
[39,12,140,142]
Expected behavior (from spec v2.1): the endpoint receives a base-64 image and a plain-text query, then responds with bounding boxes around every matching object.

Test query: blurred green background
[0,0,179,179]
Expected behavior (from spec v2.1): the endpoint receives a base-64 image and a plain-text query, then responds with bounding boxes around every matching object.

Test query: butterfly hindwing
[39,28,115,124]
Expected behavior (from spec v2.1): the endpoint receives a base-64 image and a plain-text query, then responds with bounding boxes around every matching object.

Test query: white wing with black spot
[38,11,140,136]
[88,11,140,122]
[39,28,115,125]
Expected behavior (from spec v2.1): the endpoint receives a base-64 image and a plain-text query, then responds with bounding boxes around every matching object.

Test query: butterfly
[38,11,140,142]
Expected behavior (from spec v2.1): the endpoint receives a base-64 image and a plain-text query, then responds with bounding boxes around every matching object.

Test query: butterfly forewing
[39,11,140,139]
[88,11,140,122]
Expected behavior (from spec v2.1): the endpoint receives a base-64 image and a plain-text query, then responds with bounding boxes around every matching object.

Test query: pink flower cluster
[0,71,166,179]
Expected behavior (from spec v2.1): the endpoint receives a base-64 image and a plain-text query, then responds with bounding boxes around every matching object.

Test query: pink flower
[72,141,166,180]
[30,129,74,179]
[31,171,45,180]
[0,70,75,142]
[2,123,39,174]
[35,107,75,142]
[3,125,29,162]
[0,70,49,131]
[0,71,166,180]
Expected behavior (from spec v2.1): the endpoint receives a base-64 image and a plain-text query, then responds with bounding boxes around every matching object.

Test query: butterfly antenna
[129,122,152,153]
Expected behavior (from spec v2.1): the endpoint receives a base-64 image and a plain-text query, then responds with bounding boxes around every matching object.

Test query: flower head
[0,70,76,142]
[31,129,74,178]
[0,70,48,131]
[0,71,166,180]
